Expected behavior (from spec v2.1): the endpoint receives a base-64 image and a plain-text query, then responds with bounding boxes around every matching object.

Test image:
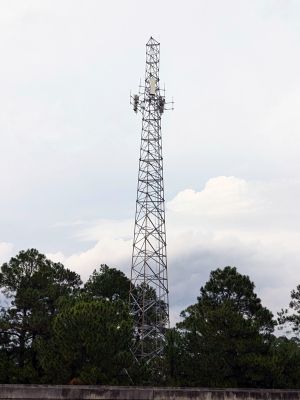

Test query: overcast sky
[1,0,300,323]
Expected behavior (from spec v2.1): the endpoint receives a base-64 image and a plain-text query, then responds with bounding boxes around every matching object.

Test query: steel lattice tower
[129,37,172,362]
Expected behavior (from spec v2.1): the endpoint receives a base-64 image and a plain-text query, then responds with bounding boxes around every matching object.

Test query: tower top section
[130,37,173,114]
[147,36,159,45]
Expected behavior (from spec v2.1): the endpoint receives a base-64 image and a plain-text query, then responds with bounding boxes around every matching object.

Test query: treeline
[0,249,300,387]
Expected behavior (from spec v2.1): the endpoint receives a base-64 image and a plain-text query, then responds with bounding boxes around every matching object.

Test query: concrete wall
[1,386,300,400]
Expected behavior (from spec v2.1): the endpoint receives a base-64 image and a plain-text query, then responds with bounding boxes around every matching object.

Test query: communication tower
[129,37,173,362]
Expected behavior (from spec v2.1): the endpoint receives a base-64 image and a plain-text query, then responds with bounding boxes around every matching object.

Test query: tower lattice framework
[129,37,172,362]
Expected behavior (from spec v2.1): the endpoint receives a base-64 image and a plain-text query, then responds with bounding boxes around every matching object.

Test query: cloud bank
[46,176,300,324]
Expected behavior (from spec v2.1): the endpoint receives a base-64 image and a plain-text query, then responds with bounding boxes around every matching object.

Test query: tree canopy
[0,250,300,387]
[176,267,275,387]
[36,298,133,384]
[0,249,81,383]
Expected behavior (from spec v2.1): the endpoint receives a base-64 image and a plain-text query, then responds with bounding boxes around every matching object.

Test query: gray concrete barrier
[0,386,300,400]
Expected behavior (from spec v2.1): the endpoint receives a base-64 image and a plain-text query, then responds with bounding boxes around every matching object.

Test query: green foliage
[2,250,300,388]
[273,285,300,388]
[278,284,300,335]
[268,336,300,388]
[176,266,275,388]
[36,298,133,384]
[0,249,81,382]
[83,264,130,302]
[163,328,185,386]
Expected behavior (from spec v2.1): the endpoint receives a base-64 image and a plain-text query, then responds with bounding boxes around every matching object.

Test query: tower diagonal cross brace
[129,37,173,362]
